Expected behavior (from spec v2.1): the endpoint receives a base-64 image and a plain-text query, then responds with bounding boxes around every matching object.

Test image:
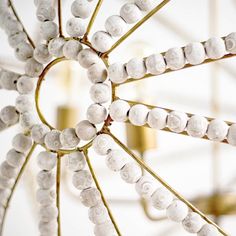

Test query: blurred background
[0,0,236,235]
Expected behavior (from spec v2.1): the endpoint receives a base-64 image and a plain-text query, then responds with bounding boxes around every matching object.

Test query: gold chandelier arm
[58,0,63,36]
[56,153,62,236]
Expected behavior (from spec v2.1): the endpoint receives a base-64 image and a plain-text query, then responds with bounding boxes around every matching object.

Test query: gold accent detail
[56,153,62,236]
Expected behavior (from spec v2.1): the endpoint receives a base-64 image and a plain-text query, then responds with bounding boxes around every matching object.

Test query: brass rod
[58,0,63,36]
[56,153,62,236]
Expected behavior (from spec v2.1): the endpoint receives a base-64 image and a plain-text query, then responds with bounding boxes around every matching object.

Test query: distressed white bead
[8,31,27,48]
[37,151,57,171]
[167,111,188,133]
[126,58,146,79]
[63,40,82,60]
[120,162,142,184]
[4,19,23,36]
[60,128,80,149]
[37,170,55,189]
[66,17,86,37]
[17,76,34,94]
[38,220,57,235]
[15,42,33,61]
[135,175,156,198]
[166,200,189,222]
[197,224,219,236]
[20,112,36,130]
[106,149,126,172]
[36,3,55,22]
[109,100,130,122]
[0,188,11,207]
[48,37,66,57]
[0,175,14,189]
[187,115,208,138]
[44,130,62,151]
[34,0,51,6]
[90,83,110,103]
[71,0,93,19]
[91,31,113,53]
[0,70,19,90]
[105,15,126,37]
[0,106,19,125]
[94,221,116,236]
[92,134,113,155]
[78,48,100,69]
[66,151,85,172]
[227,124,236,146]
[165,47,185,70]
[205,37,226,59]
[15,95,33,113]
[182,212,203,233]
[120,3,142,24]
[0,161,18,179]
[207,119,228,141]
[145,53,166,75]
[151,187,173,210]
[36,189,56,206]
[108,62,128,84]
[129,104,149,126]
[34,44,52,64]
[0,119,7,131]
[184,42,206,65]
[39,205,58,222]
[6,149,25,168]
[12,133,32,153]
[31,124,50,144]
[75,120,97,141]
[135,0,154,11]
[225,32,236,54]
[40,21,59,40]
[80,187,101,207]
[147,108,168,129]
[88,203,109,224]
[87,63,108,83]
[72,170,92,190]
[24,58,44,77]
[87,104,107,124]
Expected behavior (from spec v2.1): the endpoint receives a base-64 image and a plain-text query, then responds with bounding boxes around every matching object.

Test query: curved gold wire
[58,0,63,36]
[56,153,62,236]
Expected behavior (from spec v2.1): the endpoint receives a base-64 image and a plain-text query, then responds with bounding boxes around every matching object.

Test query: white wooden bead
[126,58,146,79]
[151,187,173,210]
[37,151,57,171]
[145,53,166,75]
[25,58,44,77]
[106,149,126,172]
[4,19,23,36]
[92,134,113,155]
[135,175,156,198]
[227,124,236,146]
[39,220,57,235]
[120,3,142,24]
[105,15,126,37]
[31,124,50,144]
[0,188,11,207]
[187,115,208,138]
[36,188,56,206]
[120,162,142,184]
[88,203,109,224]
[12,133,32,153]
[87,63,108,83]
[0,70,19,90]
[0,161,18,179]
[36,3,55,22]
[40,21,59,41]
[90,83,110,103]
[66,151,85,171]
[17,76,34,94]
[34,44,52,64]
[135,0,154,11]
[72,170,92,190]
[109,100,130,122]
[167,111,188,133]
[108,62,128,84]
[48,37,66,57]
[147,108,168,129]
[184,42,206,65]
[182,212,203,233]
[87,104,107,124]
[91,31,113,53]
[207,119,228,141]
[225,32,236,54]
[0,175,14,189]
[15,42,33,61]
[63,40,82,60]
[19,112,36,130]
[94,221,116,236]
[166,199,188,222]
[6,149,25,168]
[75,120,97,141]
[37,170,55,189]
[15,95,33,113]
[165,47,185,70]
[0,106,19,125]
[205,37,226,59]
[80,187,101,207]
[44,130,62,151]
[78,48,100,69]
[129,104,149,126]
[0,119,7,131]
[39,205,58,222]
[71,0,93,19]
[8,31,27,48]
[66,17,86,37]
[60,128,80,149]
[34,0,51,6]
[197,224,219,236]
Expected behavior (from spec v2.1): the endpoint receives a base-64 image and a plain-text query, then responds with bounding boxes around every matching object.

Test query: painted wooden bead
[0,161,18,179]
[6,149,25,168]
[36,188,56,206]
[109,100,130,122]
[92,134,113,155]
[205,37,226,59]
[66,151,85,172]
[166,199,189,222]
[8,31,27,48]
[91,31,113,53]
[80,187,101,207]
[44,130,62,151]
[71,0,93,19]
[78,48,100,69]
[135,175,156,198]
[145,53,166,75]
[151,187,173,210]
[135,0,154,11]
[147,108,168,129]
[0,175,14,189]
[90,83,110,103]
[184,42,206,65]
[36,3,55,22]
[37,170,55,189]
[63,39,82,60]
[86,104,107,124]
[40,21,59,41]
[197,224,219,236]
[167,111,188,133]
[24,58,44,77]
[182,212,203,233]
[31,123,50,144]
[0,70,19,90]
[207,119,228,141]
[120,3,142,24]
[105,15,126,37]
[12,133,32,153]
[75,120,97,141]
[4,19,23,36]
[34,44,52,64]
[60,128,80,148]
[39,205,58,222]
[94,221,116,236]
[225,32,236,54]
[0,188,11,207]
[88,203,109,224]
[187,115,208,138]
[38,220,57,235]
[106,149,127,172]
[165,47,185,70]
[15,42,33,61]
[0,119,7,131]
[19,112,35,130]
[72,170,93,190]
[66,17,86,37]
[129,104,149,126]
[48,37,66,57]
[227,124,236,146]
[17,76,34,94]
[126,58,147,79]
[120,162,142,184]
[15,95,33,113]
[87,63,108,83]
[0,106,19,125]
[108,62,128,84]
[34,0,51,6]
[37,151,57,171]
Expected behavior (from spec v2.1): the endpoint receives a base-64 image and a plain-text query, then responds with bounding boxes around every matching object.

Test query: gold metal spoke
[58,0,63,36]
[56,153,62,236]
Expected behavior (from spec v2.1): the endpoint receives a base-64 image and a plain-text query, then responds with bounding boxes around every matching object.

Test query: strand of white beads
[36,150,58,236]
